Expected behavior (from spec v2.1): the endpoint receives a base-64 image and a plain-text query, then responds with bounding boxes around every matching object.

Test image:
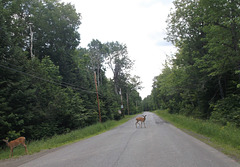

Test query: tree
[0,0,143,143]
[21,0,81,84]
[151,0,240,125]
[0,0,86,140]
[105,41,133,94]
[87,39,107,86]
[196,0,240,98]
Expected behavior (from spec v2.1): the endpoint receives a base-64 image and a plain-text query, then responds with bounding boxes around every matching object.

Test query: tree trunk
[218,76,224,99]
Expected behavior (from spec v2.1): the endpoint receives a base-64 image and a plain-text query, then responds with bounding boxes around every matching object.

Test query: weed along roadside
[0,115,136,160]
[155,110,240,162]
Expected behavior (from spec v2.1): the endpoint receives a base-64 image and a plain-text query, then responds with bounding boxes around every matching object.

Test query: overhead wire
[0,63,98,94]
[2,62,93,91]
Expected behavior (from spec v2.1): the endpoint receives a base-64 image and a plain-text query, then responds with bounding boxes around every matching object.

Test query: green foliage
[104,41,134,95]
[147,0,240,126]
[0,0,142,146]
[211,94,240,127]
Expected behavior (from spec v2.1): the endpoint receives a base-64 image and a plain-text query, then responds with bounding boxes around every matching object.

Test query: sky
[61,0,176,98]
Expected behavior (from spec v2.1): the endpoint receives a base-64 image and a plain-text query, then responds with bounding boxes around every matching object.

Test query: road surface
[1,112,240,167]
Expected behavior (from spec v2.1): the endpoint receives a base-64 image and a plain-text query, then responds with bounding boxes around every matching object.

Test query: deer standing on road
[135,115,147,128]
[2,137,28,157]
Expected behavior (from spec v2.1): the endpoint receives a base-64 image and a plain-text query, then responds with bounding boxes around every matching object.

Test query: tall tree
[23,0,81,84]
[87,39,107,86]
[0,0,143,142]
[152,0,240,124]
[105,41,133,94]
[196,0,240,98]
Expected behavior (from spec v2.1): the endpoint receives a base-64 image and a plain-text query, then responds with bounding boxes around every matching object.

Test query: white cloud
[62,0,176,98]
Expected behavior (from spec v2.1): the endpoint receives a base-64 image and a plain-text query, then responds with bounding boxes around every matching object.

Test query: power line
[0,63,97,94]
[2,62,92,91]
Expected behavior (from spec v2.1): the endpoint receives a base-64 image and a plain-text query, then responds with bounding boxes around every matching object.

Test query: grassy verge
[0,115,136,160]
[155,110,240,162]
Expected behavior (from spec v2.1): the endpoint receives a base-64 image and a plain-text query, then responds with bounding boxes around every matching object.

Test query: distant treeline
[0,0,142,142]
[143,0,240,127]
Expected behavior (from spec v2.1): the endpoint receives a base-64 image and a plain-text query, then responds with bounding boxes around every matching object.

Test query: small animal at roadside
[2,136,28,157]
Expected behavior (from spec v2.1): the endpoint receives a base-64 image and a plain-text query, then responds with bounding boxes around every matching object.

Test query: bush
[210,94,240,127]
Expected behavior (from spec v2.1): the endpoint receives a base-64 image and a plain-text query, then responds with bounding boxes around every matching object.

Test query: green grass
[0,115,136,160]
[155,110,240,162]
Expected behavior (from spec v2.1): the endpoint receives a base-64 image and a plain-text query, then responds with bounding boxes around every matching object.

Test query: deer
[2,137,28,158]
[135,115,147,128]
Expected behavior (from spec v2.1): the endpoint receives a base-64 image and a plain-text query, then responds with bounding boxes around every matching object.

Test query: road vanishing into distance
[1,112,240,167]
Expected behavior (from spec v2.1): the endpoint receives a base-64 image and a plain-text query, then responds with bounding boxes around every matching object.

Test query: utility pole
[94,72,101,122]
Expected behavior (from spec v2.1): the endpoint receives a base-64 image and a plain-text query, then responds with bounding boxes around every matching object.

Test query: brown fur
[3,137,28,157]
[135,115,147,128]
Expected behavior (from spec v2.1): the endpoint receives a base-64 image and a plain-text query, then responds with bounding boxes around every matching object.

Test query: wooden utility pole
[94,72,101,122]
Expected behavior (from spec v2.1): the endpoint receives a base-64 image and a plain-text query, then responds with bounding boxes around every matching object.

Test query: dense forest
[0,0,142,141]
[143,0,240,127]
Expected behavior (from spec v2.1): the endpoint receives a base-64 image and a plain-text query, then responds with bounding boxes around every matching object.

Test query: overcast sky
[61,0,176,98]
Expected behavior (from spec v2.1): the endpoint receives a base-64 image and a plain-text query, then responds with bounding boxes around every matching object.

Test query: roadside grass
[0,115,136,160]
[155,110,240,162]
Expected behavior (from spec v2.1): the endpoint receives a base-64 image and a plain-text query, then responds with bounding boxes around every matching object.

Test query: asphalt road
[2,112,240,167]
